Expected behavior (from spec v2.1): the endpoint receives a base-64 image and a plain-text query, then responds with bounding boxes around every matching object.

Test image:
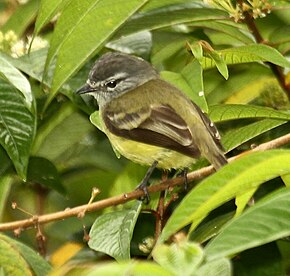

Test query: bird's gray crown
[85,52,159,106]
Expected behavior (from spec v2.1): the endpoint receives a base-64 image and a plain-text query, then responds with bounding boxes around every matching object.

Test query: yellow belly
[106,132,195,169]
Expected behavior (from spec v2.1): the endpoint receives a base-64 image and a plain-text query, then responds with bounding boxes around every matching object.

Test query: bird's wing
[103,104,201,158]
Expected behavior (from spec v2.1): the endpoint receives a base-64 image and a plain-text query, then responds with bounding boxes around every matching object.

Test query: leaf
[0,53,33,110]
[34,0,71,35]
[190,212,234,244]
[1,0,39,36]
[116,5,227,37]
[26,156,65,194]
[160,60,208,112]
[0,81,36,179]
[152,242,204,276]
[45,0,148,109]
[235,188,256,217]
[205,187,290,261]
[0,234,51,276]
[90,110,121,158]
[0,174,12,220]
[88,201,142,261]
[189,20,254,44]
[197,257,231,276]
[209,104,290,122]
[222,119,287,152]
[85,261,172,276]
[32,103,93,161]
[3,48,48,82]
[106,31,152,58]
[202,44,290,69]
[158,150,290,243]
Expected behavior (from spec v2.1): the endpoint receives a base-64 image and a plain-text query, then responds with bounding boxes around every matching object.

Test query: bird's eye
[106,80,117,89]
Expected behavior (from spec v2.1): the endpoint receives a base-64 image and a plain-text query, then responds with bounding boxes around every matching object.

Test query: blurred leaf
[0,81,36,179]
[233,243,284,276]
[190,212,234,244]
[209,104,290,122]
[90,110,122,158]
[0,234,51,276]
[90,111,104,133]
[27,156,65,194]
[109,162,148,198]
[0,174,12,220]
[205,187,290,261]
[32,103,93,161]
[88,201,142,260]
[34,0,71,35]
[160,60,208,112]
[281,173,290,187]
[189,20,254,44]
[106,31,152,58]
[152,242,204,275]
[85,261,172,276]
[159,150,290,243]
[2,48,48,82]
[222,119,287,152]
[0,53,33,110]
[116,5,227,37]
[1,0,39,36]
[197,257,231,276]
[46,0,148,109]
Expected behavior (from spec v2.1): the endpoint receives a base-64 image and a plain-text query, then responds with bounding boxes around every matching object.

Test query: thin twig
[0,132,289,232]
[237,0,290,99]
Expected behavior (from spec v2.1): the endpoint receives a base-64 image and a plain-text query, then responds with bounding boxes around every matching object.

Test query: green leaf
[152,242,204,276]
[86,261,172,276]
[90,110,122,158]
[0,173,12,220]
[202,44,290,69]
[88,201,142,261]
[106,31,152,58]
[197,257,231,276]
[0,53,33,110]
[0,81,36,179]
[189,20,254,44]
[233,243,284,276]
[90,111,104,133]
[207,50,229,80]
[160,60,208,112]
[235,188,256,217]
[46,0,148,109]
[0,234,51,276]
[205,187,290,261]
[34,0,71,35]
[3,48,48,82]
[27,156,65,194]
[222,119,287,152]
[209,104,290,122]
[159,150,290,243]
[116,5,227,37]
[1,0,39,36]
[190,212,234,244]
[32,103,93,161]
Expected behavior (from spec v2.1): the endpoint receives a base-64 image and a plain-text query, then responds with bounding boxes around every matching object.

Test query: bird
[77,52,227,197]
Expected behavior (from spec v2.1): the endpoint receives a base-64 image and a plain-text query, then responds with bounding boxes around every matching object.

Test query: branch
[1,132,290,232]
[237,0,290,99]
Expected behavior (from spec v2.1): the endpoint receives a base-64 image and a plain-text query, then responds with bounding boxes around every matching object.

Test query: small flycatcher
[77,52,227,187]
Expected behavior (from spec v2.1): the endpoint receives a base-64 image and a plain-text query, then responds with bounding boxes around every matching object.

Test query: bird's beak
[76,83,95,94]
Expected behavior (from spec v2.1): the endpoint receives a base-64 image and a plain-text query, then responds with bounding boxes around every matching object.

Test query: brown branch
[237,0,290,99]
[1,132,290,232]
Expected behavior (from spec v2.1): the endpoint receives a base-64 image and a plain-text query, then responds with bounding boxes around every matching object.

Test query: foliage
[0,0,290,275]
